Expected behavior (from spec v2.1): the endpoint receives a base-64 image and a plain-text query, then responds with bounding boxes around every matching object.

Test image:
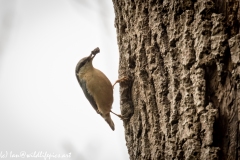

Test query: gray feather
[76,77,99,114]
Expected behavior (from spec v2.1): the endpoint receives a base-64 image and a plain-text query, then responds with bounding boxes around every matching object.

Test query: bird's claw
[110,110,128,120]
[113,76,129,89]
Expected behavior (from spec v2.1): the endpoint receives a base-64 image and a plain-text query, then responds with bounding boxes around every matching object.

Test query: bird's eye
[80,61,86,67]
[76,57,90,73]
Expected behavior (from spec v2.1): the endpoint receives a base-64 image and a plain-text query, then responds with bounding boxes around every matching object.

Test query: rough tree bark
[112,0,240,160]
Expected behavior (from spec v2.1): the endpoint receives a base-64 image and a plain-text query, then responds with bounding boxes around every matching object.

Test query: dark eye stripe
[75,57,88,73]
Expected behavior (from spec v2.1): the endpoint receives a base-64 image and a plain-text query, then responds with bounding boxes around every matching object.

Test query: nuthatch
[75,47,123,131]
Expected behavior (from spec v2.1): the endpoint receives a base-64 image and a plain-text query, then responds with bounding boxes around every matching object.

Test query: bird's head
[75,47,100,74]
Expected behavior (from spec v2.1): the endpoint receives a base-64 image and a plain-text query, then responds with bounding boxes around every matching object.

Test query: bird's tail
[103,113,115,131]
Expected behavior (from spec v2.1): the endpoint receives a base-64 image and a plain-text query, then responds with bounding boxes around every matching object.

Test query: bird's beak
[89,47,100,60]
[87,52,96,60]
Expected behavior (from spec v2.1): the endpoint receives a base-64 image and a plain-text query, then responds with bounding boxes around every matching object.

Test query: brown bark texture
[112,0,240,160]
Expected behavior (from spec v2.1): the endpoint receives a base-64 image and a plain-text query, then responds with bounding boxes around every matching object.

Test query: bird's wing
[76,74,99,114]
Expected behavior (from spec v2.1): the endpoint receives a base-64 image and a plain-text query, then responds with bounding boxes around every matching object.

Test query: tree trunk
[112,0,240,160]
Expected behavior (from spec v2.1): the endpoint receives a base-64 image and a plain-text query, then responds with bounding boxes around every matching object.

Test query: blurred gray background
[0,0,128,159]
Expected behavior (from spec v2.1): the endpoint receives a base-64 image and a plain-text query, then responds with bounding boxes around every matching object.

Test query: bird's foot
[112,77,129,89]
[110,110,128,120]
[96,109,102,115]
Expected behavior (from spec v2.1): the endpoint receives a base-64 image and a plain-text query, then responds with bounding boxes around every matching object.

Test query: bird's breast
[85,69,113,113]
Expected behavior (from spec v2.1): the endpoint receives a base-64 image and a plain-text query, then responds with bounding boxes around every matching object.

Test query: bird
[75,47,123,131]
